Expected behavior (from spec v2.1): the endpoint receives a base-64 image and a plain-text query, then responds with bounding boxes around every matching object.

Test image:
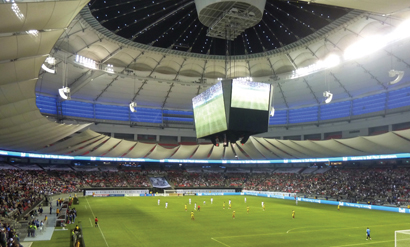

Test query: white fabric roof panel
[232,143,250,160]
[69,136,110,156]
[190,144,213,159]
[288,140,340,158]
[255,137,295,159]
[336,137,398,154]
[86,138,122,157]
[103,140,136,157]
[146,145,178,160]
[393,129,410,141]
[208,145,224,160]
[264,139,309,158]
[15,124,89,152]
[37,130,100,153]
[0,80,36,105]
[363,132,410,154]
[170,145,198,159]
[55,135,106,155]
[224,146,236,160]
[124,142,156,158]
[312,139,367,157]
[250,137,282,159]
[240,138,265,159]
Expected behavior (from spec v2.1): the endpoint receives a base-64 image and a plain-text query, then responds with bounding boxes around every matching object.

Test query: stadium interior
[1,0,410,246]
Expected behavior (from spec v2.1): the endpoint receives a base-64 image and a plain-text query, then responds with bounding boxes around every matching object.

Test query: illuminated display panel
[192,82,227,138]
[231,80,271,111]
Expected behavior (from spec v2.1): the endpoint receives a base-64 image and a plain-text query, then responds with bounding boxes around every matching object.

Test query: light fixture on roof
[389,69,404,85]
[129,102,137,112]
[270,107,275,117]
[41,56,56,74]
[323,91,333,104]
[58,87,70,100]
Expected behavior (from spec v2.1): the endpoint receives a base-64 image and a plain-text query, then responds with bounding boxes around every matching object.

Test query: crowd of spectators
[1,166,410,207]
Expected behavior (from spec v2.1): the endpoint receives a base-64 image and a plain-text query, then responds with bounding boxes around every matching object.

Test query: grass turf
[34,196,410,247]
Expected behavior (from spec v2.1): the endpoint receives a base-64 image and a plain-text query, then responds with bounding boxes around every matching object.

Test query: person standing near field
[366,228,371,240]
[191,211,194,220]
[263,203,265,211]
[185,205,187,211]
[189,198,191,205]
[292,210,295,219]
[244,197,246,203]
[338,205,340,210]
[223,202,225,209]
[165,202,168,209]
[232,211,235,219]
[247,206,249,214]
[211,198,213,204]
[158,199,160,206]
[194,202,197,211]
[95,217,98,227]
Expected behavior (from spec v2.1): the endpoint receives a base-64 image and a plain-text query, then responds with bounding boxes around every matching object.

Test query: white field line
[85,205,88,210]
[211,238,231,247]
[88,218,93,227]
[330,240,394,247]
[86,197,110,247]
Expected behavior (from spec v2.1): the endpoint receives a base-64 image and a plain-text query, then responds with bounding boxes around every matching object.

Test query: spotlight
[129,102,137,112]
[323,91,333,104]
[58,87,70,100]
[389,70,404,84]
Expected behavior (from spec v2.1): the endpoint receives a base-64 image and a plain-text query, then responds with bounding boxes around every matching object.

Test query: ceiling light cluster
[75,55,97,69]
[58,87,70,100]
[41,56,56,74]
[129,102,137,112]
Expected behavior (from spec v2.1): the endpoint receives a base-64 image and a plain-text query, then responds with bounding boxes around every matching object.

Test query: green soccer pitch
[34,196,410,247]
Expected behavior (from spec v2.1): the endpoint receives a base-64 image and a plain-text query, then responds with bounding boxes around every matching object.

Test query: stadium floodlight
[323,91,333,104]
[58,87,70,100]
[41,56,56,74]
[344,35,386,61]
[129,102,137,112]
[389,70,404,85]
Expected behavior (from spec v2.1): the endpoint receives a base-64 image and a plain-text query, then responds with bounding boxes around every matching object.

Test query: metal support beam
[70,71,106,96]
[174,59,186,81]
[247,60,252,77]
[196,85,201,96]
[132,80,148,102]
[94,75,119,101]
[303,78,320,104]
[148,56,166,78]
[277,82,289,108]
[286,53,298,70]
[162,83,174,108]
[200,60,207,83]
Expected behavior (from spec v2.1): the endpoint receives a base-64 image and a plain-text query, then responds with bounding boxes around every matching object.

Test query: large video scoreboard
[192,79,273,141]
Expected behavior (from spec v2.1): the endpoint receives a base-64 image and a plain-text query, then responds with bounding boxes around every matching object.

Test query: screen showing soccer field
[231,80,271,111]
[192,82,227,138]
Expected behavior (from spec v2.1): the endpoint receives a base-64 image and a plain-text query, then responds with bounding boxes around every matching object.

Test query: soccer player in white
[194,203,197,210]
[229,200,231,205]
[244,197,247,203]
[296,198,298,205]
[261,201,264,207]
[211,198,213,204]
[165,202,168,209]
[158,199,160,206]
[189,198,191,205]
[203,201,206,205]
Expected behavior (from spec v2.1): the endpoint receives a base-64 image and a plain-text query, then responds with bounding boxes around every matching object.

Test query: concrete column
[177,136,181,143]
[134,134,138,141]
[321,133,324,140]
[111,132,114,137]
[156,135,160,142]
[388,125,393,131]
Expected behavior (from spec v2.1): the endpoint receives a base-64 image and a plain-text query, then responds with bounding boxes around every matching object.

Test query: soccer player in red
[95,217,98,227]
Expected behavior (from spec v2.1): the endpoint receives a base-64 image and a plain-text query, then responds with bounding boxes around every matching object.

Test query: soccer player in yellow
[292,210,295,219]
[232,211,235,219]
[338,205,340,211]
[223,202,225,209]
[191,211,194,220]
[247,206,249,214]
[185,204,187,211]
[229,203,232,209]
